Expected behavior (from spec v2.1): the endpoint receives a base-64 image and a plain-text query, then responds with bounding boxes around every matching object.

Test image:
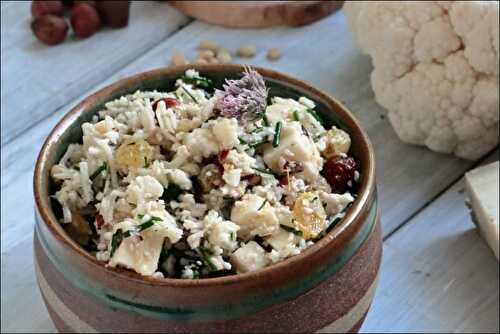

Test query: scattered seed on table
[216,49,232,63]
[267,48,281,61]
[170,52,189,66]
[197,40,219,51]
[198,49,216,60]
[208,57,220,64]
[237,44,257,58]
[194,58,209,64]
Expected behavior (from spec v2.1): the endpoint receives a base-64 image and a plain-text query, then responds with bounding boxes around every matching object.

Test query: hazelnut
[96,1,130,28]
[70,3,101,38]
[31,14,68,45]
[31,0,64,18]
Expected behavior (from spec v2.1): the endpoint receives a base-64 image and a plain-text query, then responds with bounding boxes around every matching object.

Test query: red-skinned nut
[70,3,101,38]
[31,0,65,18]
[31,14,68,45]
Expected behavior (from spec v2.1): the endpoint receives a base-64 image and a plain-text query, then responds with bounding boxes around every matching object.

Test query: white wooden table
[1,2,498,333]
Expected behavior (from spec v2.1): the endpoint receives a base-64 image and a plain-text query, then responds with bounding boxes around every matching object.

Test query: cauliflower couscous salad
[50,68,360,279]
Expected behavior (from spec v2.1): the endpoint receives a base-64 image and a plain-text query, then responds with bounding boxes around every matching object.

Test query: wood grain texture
[0,1,189,145]
[169,1,344,28]
[1,7,498,333]
[362,153,499,333]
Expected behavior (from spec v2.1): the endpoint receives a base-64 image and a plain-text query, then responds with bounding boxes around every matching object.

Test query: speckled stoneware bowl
[33,64,381,333]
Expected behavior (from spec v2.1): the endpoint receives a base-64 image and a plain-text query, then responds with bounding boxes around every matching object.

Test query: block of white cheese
[109,233,165,276]
[465,161,499,260]
[230,241,269,273]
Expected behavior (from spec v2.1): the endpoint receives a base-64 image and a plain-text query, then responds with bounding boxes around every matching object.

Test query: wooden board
[169,1,344,28]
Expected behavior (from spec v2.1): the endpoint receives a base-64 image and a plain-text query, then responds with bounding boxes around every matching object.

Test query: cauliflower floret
[345,1,499,160]
[182,128,219,161]
[126,175,163,205]
[212,117,239,149]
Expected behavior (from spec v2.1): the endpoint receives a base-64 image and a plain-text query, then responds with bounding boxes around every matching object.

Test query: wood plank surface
[0,1,189,145]
[362,153,499,332]
[1,7,497,333]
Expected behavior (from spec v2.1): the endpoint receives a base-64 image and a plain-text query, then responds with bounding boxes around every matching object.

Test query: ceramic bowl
[33,64,381,333]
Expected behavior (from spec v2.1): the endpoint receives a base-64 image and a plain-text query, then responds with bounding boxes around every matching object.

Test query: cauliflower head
[345,1,499,160]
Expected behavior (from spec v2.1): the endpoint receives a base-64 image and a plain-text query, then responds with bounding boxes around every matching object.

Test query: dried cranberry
[152,97,178,111]
[218,149,230,161]
[242,174,262,186]
[95,214,104,229]
[323,156,357,193]
[278,174,289,186]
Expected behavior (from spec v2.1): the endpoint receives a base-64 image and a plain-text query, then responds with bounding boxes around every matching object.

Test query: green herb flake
[293,110,300,121]
[273,121,282,148]
[110,229,131,257]
[180,86,198,104]
[263,114,270,127]
[257,199,268,211]
[180,75,213,89]
[238,137,248,145]
[280,224,303,236]
[90,163,107,180]
[199,247,217,271]
[253,167,274,175]
[306,108,323,125]
[230,232,236,241]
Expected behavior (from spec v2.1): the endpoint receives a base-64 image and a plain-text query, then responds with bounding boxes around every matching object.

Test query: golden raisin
[115,139,153,169]
[292,192,326,240]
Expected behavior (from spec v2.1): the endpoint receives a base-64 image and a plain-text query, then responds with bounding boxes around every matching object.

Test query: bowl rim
[34,64,376,288]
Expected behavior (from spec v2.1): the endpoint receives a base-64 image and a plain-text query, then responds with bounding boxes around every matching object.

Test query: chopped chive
[180,75,213,89]
[180,86,198,104]
[230,232,236,241]
[138,216,162,232]
[238,137,247,145]
[263,114,270,127]
[257,199,268,211]
[138,220,155,231]
[249,140,268,148]
[293,110,300,121]
[273,121,282,147]
[199,247,217,271]
[192,269,200,279]
[90,163,107,180]
[306,108,323,125]
[280,224,303,236]
[253,167,274,175]
[110,229,131,257]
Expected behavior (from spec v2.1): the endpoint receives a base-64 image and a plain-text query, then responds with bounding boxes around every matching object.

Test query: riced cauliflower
[345,1,499,160]
[50,68,359,278]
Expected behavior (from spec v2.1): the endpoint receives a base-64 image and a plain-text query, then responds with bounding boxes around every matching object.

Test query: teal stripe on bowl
[35,196,377,322]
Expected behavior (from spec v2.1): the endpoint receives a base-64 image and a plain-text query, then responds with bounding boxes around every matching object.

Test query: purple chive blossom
[215,67,268,121]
